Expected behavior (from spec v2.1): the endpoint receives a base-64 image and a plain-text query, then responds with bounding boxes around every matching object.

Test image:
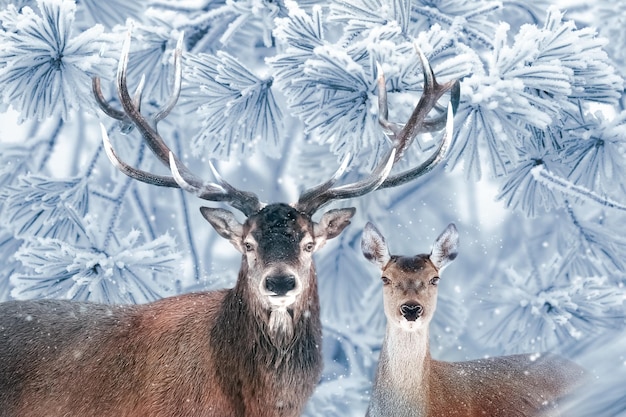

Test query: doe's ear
[200,207,244,252]
[361,222,390,270]
[313,207,356,250]
[429,223,459,272]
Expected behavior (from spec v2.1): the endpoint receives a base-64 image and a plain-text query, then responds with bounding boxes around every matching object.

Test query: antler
[94,28,458,219]
[295,45,460,215]
[93,28,262,216]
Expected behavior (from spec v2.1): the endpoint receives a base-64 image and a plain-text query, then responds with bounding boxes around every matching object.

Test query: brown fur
[0,204,355,417]
[0,284,320,417]
[426,353,584,417]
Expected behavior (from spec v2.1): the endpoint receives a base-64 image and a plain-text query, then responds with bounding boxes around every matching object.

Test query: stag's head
[92,28,460,333]
[361,222,459,331]
[200,203,354,311]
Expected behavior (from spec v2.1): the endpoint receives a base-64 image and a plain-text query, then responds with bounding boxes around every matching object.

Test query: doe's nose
[400,303,423,321]
[265,275,296,296]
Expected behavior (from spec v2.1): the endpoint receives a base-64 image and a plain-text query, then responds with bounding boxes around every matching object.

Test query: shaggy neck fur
[211,265,322,415]
[268,308,294,347]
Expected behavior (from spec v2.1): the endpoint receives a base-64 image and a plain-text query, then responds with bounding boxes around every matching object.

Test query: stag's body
[0,27,460,417]
[361,223,585,417]
[0,295,228,417]
[0,291,317,417]
[0,204,334,417]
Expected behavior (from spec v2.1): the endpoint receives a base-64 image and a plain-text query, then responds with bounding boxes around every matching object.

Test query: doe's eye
[381,276,391,285]
[244,242,254,252]
[429,277,440,286]
[304,242,315,252]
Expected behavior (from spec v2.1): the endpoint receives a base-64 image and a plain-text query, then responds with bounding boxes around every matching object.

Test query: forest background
[0,0,625,415]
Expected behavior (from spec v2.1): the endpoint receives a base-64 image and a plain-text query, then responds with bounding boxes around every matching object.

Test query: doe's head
[201,204,355,310]
[361,222,458,331]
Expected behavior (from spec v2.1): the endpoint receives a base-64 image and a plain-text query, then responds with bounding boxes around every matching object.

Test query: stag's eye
[381,276,391,285]
[304,242,315,252]
[429,277,440,286]
[244,242,254,252]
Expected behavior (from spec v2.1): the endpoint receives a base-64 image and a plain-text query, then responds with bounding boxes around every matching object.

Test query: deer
[0,27,460,417]
[360,222,587,417]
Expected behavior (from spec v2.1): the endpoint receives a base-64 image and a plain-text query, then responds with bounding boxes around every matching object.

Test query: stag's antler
[295,46,460,215]
[93,29,262,216]
[93,28,459,218]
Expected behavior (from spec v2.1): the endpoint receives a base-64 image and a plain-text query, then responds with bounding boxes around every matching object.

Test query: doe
[0,29,460,417]
[361,222,586,417]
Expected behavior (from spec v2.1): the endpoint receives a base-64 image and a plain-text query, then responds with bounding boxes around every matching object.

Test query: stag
[0,29,459,417]
[361,222,586,417]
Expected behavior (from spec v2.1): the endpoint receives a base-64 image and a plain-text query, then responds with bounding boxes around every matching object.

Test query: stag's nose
[400,303,423,321]
[265,275,297,296]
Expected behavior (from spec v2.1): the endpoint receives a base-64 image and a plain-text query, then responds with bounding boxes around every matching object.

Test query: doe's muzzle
[400,302,423,321]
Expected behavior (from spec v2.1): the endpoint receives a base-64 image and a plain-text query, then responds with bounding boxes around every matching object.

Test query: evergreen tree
[0,0,624,414]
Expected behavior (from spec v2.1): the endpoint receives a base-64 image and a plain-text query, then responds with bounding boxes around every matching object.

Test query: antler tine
[378,102,454,190]
[95,26,262,216]
[93,77,126,120]
[152,32,184,124]
[417,89,459,133]
[376,57,460,140]
[114,27,174,167]
[93,74,145,133]
[170,155,262,216]
[100,123,179,187]
[376,62,402,138]
[296,153,352,208]
[295,148,396,216]
[388,44,458,161]
[207,162,265,213]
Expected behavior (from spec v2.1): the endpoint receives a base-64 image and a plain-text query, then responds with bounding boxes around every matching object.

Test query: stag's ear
[429,223,459,272]
[361,222,391,269]
[313,207,356,250]
[200,207,245,252]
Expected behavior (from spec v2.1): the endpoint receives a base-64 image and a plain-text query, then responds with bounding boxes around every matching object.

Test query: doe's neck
[379,325,432,389]
[369,325,433,417]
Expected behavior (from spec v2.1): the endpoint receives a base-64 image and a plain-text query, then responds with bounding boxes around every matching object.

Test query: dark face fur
[243,204,317,310]
[200,203,355,312]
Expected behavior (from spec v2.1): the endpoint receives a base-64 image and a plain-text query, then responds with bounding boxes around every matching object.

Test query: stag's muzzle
[265,274,296,296]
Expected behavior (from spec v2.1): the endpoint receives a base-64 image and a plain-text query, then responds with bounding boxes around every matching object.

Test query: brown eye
[244,242,254,252]
[429,277,440,286]
[381,276,391,285]
[304,242,315,252]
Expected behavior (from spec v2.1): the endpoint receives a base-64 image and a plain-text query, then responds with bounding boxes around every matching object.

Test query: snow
[0,0,625,415]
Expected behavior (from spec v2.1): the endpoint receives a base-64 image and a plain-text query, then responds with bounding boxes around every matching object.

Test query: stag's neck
[369,326,432,417]
[210,267,322,417]
[225,266,321,357]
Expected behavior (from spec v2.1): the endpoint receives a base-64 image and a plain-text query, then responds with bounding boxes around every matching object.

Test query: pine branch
[531,164,626,212]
